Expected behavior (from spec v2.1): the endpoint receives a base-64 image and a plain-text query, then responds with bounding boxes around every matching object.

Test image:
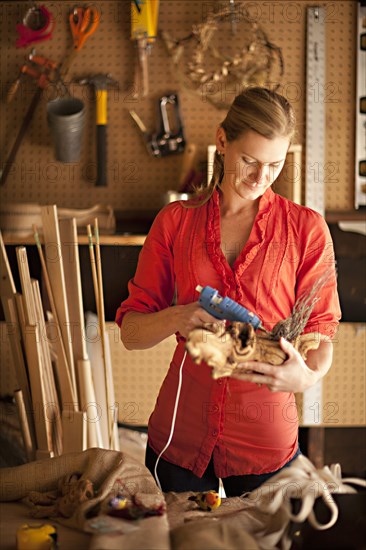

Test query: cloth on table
[1,450,364,550]
[0,447,170,550]
[166,454,366,550]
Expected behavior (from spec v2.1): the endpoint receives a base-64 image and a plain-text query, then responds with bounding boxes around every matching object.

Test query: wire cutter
[69,6,99,51]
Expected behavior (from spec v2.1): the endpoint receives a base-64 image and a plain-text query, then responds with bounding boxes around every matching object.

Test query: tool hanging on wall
[16,4,55,48]
[0,6,99,188]
[131,0,160,98]
[129,93,186,157]
[0,52,59,187]
[6,50,59,103]
[60,6,100,79]
[76,74,118,186]
[303,5,326,427]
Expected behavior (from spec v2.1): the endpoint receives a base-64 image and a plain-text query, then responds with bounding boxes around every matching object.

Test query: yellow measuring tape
[17,524,57,550]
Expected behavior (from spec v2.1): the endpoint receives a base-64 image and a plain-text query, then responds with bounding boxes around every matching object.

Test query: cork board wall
[0,0,357,212]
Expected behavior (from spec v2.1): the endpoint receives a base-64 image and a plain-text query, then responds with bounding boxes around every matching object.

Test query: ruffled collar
[206,187,274,297]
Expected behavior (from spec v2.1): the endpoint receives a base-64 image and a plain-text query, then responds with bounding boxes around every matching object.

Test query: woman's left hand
[232,337,320,393]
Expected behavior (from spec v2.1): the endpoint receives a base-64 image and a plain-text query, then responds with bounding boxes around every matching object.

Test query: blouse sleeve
[295,210,342,339]
[115,202,183,327]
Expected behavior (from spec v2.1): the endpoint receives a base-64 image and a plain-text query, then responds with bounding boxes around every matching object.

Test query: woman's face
[216,129,290,202]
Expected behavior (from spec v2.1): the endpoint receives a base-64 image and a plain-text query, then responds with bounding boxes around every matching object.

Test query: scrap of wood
[77,358,101,448]
[59,218,101,448]
[61,409,87,453]
[23,321,52,454]
[94,219,116,449]
[59,218,87,363]
[15,249,53,454]
[33,223,77,410]
[45,311,85,453]
[40,206,77,399]
[32,278,63,456]
[14,389,34,462]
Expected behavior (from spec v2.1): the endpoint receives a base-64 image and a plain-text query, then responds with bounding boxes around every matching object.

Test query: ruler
[303,6,327,426]
[305,6,326,216]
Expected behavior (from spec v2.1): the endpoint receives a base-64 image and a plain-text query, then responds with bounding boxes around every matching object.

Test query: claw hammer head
[75,73,118,91]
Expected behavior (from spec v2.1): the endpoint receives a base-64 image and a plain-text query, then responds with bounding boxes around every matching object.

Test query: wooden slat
[94,219,116,449]
[32,279,63,456]
[45,311,77,409]
[104,333,120,451]
[6,297,37,458]
[85,312,108,448]
[22,322,52,454]
[0,234,35,454]
[0,230,16,296]
[59,218,88,361]
[33,224,78,411]
[61,409,87,453]
[2,233,147,246]
[40,205,77,398]
[59,218,101,448]
[15,250,53,455]
[16,247,37,325]
[77,358,101,448]
[14,389,34,462]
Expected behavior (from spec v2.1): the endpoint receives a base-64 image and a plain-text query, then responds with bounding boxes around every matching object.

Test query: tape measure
[305,6,326,216]
[16,524,57,550]
[16,5,55,48]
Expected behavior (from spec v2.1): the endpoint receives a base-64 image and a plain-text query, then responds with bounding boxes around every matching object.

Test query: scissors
[69,6,99,51]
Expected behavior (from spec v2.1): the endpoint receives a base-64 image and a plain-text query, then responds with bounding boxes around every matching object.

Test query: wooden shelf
[2,233,147,246]
[3,209,365,245]
[325,210,366,223]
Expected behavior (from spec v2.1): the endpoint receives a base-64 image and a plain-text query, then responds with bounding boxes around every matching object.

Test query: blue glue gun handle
[198,287,261,329]
[218,297,261,328]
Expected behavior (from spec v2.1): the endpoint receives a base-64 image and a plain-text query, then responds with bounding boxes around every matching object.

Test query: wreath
[161,3,284,109]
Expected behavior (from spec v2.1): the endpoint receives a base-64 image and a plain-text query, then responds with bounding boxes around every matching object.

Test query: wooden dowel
[14,389,35,462]
[86,224,100,319]
[94,219,114,449]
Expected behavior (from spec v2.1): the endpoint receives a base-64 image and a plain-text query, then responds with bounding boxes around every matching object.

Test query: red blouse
[115,188,341,477]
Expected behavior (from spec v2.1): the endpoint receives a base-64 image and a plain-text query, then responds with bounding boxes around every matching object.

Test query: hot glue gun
[196,285,262,329]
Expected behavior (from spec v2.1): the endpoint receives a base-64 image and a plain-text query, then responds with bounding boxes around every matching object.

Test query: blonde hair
[188,87,296,207]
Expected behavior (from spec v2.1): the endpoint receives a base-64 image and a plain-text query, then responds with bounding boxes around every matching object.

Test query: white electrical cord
[154,350,187,491]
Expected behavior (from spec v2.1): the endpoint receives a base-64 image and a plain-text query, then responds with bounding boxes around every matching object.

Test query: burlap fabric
[0,448,170,549]
[1,451,364,549]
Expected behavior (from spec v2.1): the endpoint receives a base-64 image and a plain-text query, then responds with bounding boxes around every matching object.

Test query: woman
[115,87,341,495]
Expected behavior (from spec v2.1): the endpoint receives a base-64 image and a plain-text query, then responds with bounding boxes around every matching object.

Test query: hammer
[77,74,118,186]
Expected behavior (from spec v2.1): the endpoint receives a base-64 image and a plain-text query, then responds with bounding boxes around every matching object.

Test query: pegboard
[322,322,366,427]
[0,1,357,211]
[107,323,177,425]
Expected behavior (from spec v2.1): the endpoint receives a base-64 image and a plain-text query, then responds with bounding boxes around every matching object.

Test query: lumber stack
[0,207,119,461]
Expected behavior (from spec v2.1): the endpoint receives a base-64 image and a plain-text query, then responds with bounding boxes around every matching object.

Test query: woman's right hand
[174,302,224,339]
